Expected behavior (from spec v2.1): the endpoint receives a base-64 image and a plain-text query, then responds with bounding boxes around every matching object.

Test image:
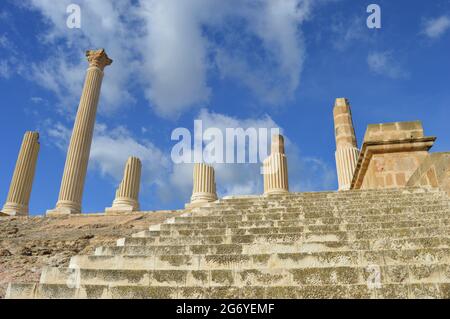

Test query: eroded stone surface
[0,211,182,298]
[4,188,450,299]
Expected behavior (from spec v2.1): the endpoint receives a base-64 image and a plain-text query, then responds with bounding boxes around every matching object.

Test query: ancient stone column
[2,132,40,216]
[263,134,289,195]
[47,49,112,215]
[106,157,142,213]
[187,163,218,208]
[333,98,359,191]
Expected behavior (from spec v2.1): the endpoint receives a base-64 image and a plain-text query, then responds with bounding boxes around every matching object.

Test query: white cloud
[26,0,137,115]
[43,109,336,207]
[214,0,310,106]
[45,121,72,151]
[89,124,170,184]
[24,0,312,118]
[42,119,170,194]
[367,51,409,79]
[0,34,24,78]
[330,16,367,51]
[0,60,11,78]
[422,15,450,39]
[162,109,335,202]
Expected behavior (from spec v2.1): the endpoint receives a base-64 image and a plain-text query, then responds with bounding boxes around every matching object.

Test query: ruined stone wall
[351,121,436,190]
[406,152,450,196]
[361,151,429,189]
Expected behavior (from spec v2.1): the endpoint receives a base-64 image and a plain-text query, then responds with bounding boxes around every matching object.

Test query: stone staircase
[6,187,450,299]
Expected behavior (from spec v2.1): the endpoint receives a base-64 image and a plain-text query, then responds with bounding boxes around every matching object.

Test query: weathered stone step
[195,201,450,212]
[96,241,367,256]
[118,226,450,246]
[211,195,449,208]
[199,200,449,211]
[215,188,443,201]
[205,192,448,210]
[39,263,450,288]
[95,237,450,257]
[160,213,450,230]
[178,206,450,223]
[69,248,450,271]
[141,220,449,238]
[7,282,450,299]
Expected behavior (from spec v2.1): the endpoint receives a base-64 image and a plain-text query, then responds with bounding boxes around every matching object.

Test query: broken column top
[86,49,113,71]
[271,134,285,154]
[333,97,350,111]
[333,97,357,148]
[363,121,425,143]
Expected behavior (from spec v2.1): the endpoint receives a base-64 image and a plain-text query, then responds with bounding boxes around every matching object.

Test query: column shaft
[263,135,289,195]
[187,163,217,208]
[2,132,40,216]
[48,49,112,215]
[106,157,142,213]
[333,98,359,191]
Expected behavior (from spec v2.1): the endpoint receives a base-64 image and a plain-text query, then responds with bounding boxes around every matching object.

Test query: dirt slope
[0,211,182,298]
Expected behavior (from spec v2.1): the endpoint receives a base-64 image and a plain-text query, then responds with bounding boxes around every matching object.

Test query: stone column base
[105,198,139,214]
[46,200,81,216]
[185,201,214,209]
[186,192,218,209]
[264,189,290,196]
[1,202,29,216]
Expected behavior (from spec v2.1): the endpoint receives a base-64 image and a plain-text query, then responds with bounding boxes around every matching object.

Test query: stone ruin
[1,50,450,299]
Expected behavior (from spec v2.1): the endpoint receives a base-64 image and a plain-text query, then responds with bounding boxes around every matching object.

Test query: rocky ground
[0,211,183,298]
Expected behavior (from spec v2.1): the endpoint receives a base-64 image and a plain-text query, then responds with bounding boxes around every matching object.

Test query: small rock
[39,249,52,256]
[20,247,32,256]
[7,227,19,235]
[0,249,12,257]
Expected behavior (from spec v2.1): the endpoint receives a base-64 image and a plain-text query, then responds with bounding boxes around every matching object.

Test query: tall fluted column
[47,49,112,215]
[263,134,289,195]
[106,157,142,213]
[333,98,359,191]
[2,132,40,216]
[186,163,218,208]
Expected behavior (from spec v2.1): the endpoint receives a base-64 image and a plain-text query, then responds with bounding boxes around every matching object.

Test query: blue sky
[0,0,449,215]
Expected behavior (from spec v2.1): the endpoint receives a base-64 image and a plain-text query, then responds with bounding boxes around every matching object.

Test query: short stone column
[106,157,142,213]
[333,98,359,191]
[263,134,289,195]
[2,132,40,216]
[47,49,112,215]
[186,163,218,208]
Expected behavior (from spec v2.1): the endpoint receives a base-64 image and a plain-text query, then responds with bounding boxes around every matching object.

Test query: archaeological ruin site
[1,49,450,299]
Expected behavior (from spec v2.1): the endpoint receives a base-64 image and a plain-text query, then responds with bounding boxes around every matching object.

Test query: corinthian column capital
[86,49,113,71]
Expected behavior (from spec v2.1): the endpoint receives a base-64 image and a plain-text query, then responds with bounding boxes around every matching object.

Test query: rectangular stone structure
[351,121,436,189]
